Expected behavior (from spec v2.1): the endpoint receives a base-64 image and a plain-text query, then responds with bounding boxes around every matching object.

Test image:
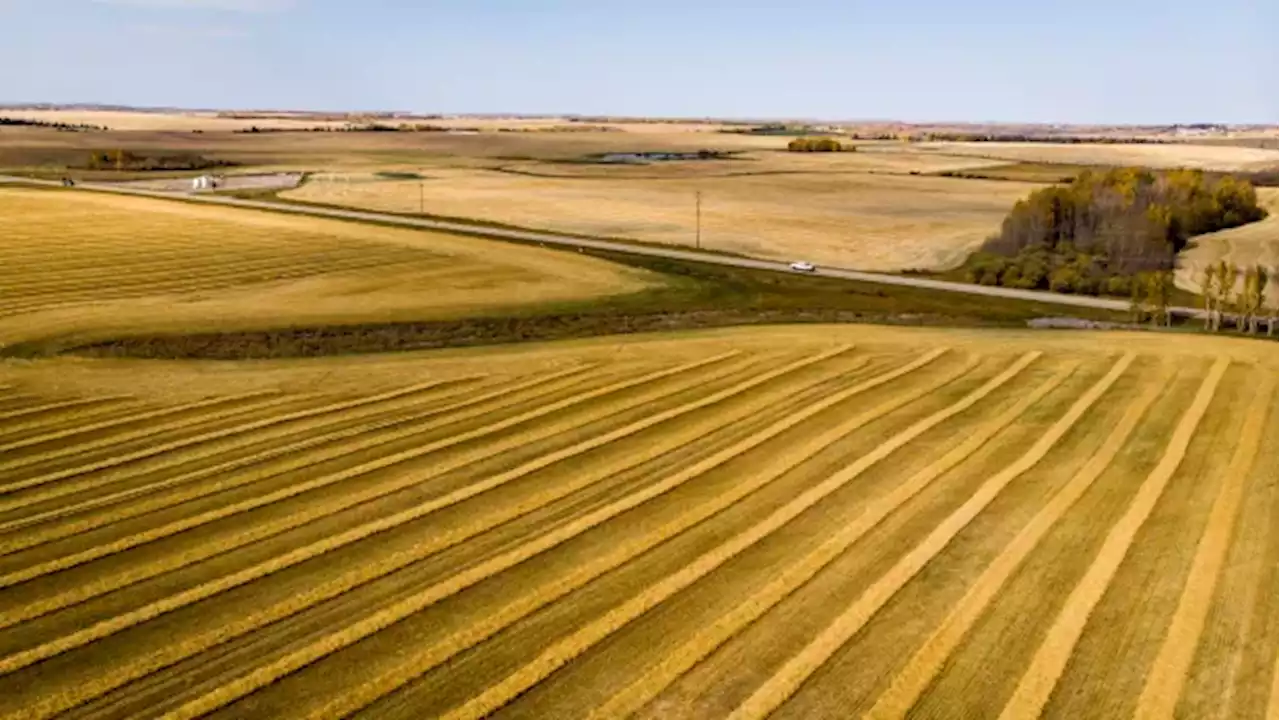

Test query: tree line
[1197,262,1275,334]
[0,116,108,132]
[83,150,235,172]
[786,137,854,152]
[964,167,1266,297]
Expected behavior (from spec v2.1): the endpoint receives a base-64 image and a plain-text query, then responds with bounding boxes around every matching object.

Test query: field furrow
[56,350,879,720]
[0,396,135,432]
[0,366,605,559]
[0,352,743,630]
[728,351,1136,720]
[0,269,1269,720]
[439,352,1043,720]
[0,375,489,532]
[1040,359,1246,719]
[0,253,429,316]
[0,367,584,520]
[1133,375,1273,720]
[591,356,1071,719]
[0,349,852,718]
[142,348,962,717]
[0,243,428,293]
[862,367,1168,719]
[1175,397,1279,720]
[996,356,1230,720]
[0,247,364,293]
[0,392,285,471]
[0,243,387,289]
[329,350,969,720]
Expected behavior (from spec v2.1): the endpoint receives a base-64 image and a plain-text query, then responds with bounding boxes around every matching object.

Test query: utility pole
[418,179,425,215]
[695,190,702,250]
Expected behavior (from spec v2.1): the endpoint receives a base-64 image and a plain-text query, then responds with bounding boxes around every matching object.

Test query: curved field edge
[0,186,659,352]
[3,247,1143,361]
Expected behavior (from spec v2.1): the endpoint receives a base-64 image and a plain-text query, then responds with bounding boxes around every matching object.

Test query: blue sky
[1,0,1276,123]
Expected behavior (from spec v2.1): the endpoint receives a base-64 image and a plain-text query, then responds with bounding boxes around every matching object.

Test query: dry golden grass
[494,150,1005,178]
[1176,187,1279,305]
[0,188,653,346]
[0,325,1272,720]
[0,110,749,135]
[864,372,1167,719]
[729,352,1135,720]
[903,141,1279,171]
[286,167,1038,271]
[996,357,1230,720]
[0,110,353,132]
[1133,375,1273,719]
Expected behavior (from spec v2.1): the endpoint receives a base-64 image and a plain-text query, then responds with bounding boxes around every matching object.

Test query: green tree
[1105,274,1131,297]
[1224,261,1242,330]
[1264,269,1274,335]
[1142,271,1174,327]
[1214,260,1235,331]
[1129,278,1147,323]
[1255,267,1272,334]
[1049,266,1080,293]
[1199,264,1216,331]
[1239,265,1271,334]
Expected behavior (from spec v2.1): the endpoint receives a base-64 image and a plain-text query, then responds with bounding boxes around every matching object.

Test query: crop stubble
[0,328,1272,720]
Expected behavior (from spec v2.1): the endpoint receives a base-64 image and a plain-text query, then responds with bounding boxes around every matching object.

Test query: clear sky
[1,0,1276,124]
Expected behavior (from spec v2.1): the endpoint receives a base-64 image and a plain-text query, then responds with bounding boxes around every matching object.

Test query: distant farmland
[0,324,1273,719]
[904,141,1279,172]
[285,168,1038,273]
[0,187,653,346]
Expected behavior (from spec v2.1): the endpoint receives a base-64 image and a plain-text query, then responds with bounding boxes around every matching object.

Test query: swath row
[0,348,1273,720]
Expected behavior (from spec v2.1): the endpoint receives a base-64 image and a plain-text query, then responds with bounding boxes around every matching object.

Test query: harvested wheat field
[0,323,1272,720]
[902,141,1279,172]
[490,150,1006,179]
[1176,187,1279,306]
[286,168,1038,272]
[0,188,653,345]
[0,110,353,132]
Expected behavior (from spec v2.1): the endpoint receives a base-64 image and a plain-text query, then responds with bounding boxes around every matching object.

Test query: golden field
[905,141,1278,172]
[0,188,653,347]
[0,110,353,132]
[285,167,1039,272]
[0,189,1274,719]
[0,323,1273,720]
[0,110,742,135]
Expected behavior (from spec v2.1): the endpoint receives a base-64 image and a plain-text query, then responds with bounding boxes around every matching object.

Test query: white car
[788,261,817,273]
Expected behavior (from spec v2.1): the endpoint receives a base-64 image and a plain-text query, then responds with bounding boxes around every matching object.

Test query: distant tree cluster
[964,167,1266,297]
[83,150,235,172]
[0,116,108,132]
[234,123,431,134]
[719,124,836,137]
[786,137,853,152]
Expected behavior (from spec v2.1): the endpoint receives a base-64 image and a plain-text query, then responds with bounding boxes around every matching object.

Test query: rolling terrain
[284,167,1039,272]
[903,141,1278,172]
[0,325,1273,719]
[0,128,1274,720]
[0,187,654,348]
[1176,187,1280,306]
